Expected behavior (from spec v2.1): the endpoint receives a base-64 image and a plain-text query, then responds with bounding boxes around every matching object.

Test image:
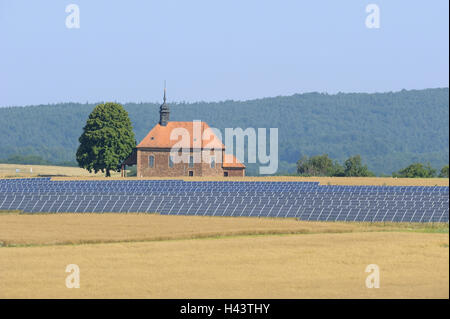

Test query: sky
[0,0,448,107]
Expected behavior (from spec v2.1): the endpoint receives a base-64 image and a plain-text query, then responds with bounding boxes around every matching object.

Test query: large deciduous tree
[439,165,449,178]
[343,155,374,177]
[296,154,344,176]
[76,102,136,177]
[393,163,437,178]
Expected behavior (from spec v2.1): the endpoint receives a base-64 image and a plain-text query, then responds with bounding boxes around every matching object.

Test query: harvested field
[51,175,449,186]
[0,231,447,298]
[0,164,120,178]
[0,214,448,298]
[0,213,447,246]
[1,164,448,186]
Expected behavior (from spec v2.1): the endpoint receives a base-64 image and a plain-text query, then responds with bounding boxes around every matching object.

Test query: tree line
[296,154,449,178]
[0,154,76,167]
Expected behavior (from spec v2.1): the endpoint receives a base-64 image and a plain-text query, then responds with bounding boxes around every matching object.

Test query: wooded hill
[0,88,448,175]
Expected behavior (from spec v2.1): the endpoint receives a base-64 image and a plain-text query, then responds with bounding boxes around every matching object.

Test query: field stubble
[0,213,448,298]
[0,164,448,186]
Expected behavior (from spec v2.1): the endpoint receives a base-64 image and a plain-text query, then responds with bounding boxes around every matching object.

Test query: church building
[122,89,245,177]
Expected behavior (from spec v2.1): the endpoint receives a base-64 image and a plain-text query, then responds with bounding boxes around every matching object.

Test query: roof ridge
[136,121,226,150]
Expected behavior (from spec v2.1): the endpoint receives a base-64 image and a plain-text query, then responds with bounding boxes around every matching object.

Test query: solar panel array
[0,178,448,222]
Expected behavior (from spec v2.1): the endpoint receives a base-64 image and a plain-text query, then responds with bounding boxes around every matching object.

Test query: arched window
[210,156,215,168]
[149,156,154,168]
[169,155,174,168]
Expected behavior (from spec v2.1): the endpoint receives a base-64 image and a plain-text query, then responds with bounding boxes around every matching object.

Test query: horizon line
[1,87,448,109]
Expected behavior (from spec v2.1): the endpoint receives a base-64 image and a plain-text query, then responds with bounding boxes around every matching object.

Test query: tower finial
[163,80,166,103]
[159,80,169,126]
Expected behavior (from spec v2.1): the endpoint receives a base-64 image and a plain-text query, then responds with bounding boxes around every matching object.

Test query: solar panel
[0,178,447,222]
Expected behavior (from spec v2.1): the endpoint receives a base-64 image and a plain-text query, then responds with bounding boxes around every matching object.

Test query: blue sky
[0,0,448,106]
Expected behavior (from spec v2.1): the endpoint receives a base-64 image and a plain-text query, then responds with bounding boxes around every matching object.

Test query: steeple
[159,82,170,126]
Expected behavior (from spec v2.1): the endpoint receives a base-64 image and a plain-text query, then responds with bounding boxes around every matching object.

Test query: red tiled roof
[223,153,245,168]
[137,121,245,168]
[137,121,225,149]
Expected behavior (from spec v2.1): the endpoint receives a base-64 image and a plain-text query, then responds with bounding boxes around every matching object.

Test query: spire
[163,80,166,103]
[159,81,170,126]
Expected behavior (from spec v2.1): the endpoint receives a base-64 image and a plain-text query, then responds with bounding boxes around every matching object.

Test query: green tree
[76,103,136,177]
[393,163,436,178]
[344,155,374,177]
[297,154,343,176]
[332,161,345,177]
[438,165,449,178]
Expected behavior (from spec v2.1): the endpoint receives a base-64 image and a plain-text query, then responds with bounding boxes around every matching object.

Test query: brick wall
[224,168,245,177]
[137,149,238,177]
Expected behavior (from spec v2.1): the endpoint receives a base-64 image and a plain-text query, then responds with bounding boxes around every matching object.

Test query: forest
[0,88,448,176]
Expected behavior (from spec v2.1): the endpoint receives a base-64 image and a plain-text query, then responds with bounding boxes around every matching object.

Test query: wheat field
[0,213,448,298]
[1,163,448,185]
[0,163,121,178]
[51,176,449,186]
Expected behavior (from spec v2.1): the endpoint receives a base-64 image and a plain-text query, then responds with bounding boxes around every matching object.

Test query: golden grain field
[0,163,121,178]
[52,176,449,186]
[1,213,447,246]
[1,163,448,186]
[0,214,448,298]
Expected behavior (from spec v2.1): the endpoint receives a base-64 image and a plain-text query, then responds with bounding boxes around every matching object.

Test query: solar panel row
[0,179,448,223]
